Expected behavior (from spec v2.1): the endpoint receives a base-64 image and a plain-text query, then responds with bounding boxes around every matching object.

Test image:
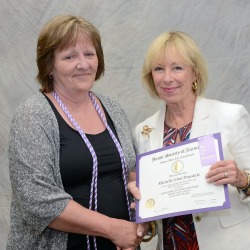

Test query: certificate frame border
[135,132,231,223]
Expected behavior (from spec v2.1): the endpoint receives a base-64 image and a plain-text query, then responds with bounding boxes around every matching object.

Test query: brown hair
[36,14,105,93]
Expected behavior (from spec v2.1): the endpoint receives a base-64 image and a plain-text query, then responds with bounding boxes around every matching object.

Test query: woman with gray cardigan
[7,14,150,250]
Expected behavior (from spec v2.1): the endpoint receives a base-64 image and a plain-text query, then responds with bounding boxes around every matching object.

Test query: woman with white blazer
[132,31,250,250]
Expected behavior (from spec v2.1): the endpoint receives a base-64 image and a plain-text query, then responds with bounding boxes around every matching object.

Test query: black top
[46,96,129,250]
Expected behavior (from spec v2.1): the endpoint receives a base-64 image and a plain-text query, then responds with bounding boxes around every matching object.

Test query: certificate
[135,133,230,223]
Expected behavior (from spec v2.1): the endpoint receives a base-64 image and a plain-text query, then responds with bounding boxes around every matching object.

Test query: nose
[163,69,173,83]
[76,55,89,70]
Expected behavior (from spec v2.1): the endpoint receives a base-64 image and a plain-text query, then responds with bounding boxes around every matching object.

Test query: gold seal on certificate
[171,160,184,173]
[145,198,155,209]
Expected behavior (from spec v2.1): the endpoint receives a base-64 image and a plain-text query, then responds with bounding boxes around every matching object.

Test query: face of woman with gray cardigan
[7,14,149,250]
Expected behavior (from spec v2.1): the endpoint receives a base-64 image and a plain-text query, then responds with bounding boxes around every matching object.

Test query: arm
[49,200,141,248]
[206,105,250,198]
[9,101,71,233]
[9,97,142,249]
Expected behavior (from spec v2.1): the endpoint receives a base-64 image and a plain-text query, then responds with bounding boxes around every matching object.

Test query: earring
[192,81,198,91]
[48,74,53,83]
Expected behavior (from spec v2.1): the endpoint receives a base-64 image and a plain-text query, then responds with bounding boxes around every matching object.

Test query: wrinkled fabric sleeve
[229,105,250,203]
[9,97,72,234]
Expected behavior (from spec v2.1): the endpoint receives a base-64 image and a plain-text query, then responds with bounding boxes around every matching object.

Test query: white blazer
[135,97,250,250]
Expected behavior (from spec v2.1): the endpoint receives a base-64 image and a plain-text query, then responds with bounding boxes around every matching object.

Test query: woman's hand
[128,181,141,201]
[116,222,151,250]
[128,181,141,211]
[206,160,248,188]
[111,219,142,249]
[137,222,150,238]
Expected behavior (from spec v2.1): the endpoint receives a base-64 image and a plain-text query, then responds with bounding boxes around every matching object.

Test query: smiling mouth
[74,73,91,77]
[162,86,179,92]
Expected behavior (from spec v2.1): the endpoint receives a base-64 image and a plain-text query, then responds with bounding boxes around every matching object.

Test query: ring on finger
[224,171,228,178]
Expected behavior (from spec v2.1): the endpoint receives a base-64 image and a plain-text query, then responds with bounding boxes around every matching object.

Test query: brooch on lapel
[141,125,154,138]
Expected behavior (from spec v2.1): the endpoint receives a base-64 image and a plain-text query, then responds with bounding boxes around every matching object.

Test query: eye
[64,55,75,60]
[173,66,182,71]
[86,53,94,57]
[153,66,163,71]
[84,50,96,57]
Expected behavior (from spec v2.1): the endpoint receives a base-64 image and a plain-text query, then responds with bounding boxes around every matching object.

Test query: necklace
[52,91,132,250]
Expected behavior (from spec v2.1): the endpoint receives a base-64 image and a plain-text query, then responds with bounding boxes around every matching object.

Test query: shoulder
[11,92,57,132]
[197,97,248,116]
[14,92,51,117]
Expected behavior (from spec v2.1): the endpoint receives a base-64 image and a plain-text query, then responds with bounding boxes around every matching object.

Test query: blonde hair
[142,31,208,98]
[36,14,104,93]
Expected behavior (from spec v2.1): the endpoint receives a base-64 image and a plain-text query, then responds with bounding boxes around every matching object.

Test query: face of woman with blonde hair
[151,48,197,106]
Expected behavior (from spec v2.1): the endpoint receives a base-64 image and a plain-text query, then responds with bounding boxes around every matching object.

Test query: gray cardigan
[7,92,136,249]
